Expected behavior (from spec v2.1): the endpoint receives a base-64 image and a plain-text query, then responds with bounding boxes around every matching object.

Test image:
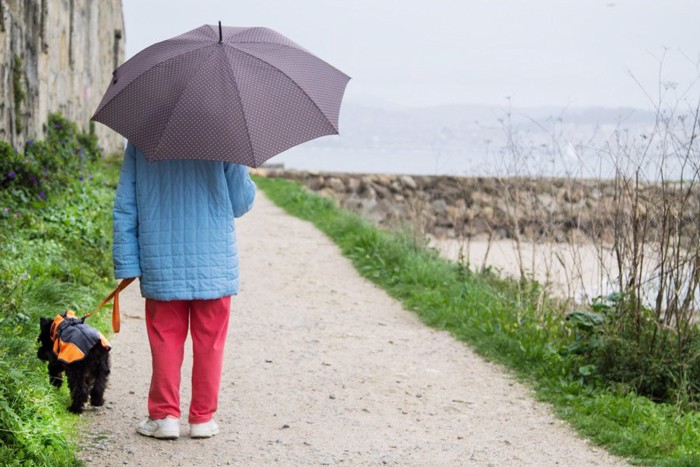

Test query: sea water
[273,145,692,181]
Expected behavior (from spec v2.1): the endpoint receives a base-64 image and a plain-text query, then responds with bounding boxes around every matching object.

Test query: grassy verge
[0,120,118,465]
[255,175,700,466]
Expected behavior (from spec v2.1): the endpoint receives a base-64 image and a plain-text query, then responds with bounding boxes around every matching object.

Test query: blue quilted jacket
[112,142,256,300]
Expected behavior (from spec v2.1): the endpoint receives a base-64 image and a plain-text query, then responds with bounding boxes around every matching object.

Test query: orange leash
[82,278,135,333]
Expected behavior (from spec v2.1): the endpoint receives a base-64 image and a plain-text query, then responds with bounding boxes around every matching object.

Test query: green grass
[255,175,700,466]
[0,150,119,465]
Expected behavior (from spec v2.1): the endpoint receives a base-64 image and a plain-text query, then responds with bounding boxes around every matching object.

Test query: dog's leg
[66,367,89,414]
[90,352,110,407]
[48,361,64,388]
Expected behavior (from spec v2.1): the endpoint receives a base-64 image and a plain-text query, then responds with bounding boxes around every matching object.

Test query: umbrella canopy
[92,24,350,167]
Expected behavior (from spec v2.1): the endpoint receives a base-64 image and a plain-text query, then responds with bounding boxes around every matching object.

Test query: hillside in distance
[318,98,658,153]
[277,97,673,179]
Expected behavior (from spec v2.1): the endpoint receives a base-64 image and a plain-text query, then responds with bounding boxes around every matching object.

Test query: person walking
[112,141,256,440]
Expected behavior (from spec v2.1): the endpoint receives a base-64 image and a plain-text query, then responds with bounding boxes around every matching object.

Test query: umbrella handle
[219,21,222,43]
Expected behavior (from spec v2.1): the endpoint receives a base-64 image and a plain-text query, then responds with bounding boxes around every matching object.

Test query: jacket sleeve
[224,163,256,218]
[112,142,142,279]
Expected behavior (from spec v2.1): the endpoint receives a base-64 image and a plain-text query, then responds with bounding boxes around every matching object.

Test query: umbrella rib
[223,43,345,133]
[94,43,216,120]
[206,24,251,41]
[220,48,258,165]
[151,46,222,158]
[214,26,310,51]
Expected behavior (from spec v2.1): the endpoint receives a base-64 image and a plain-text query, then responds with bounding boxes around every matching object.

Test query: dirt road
[79,193,626,466]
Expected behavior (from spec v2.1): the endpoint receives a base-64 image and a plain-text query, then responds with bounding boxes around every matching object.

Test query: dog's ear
[39,317,53,336]
[38,318,50,342]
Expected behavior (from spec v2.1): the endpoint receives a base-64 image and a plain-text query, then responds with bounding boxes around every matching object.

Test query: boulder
[399,175,417,190]
[262,169,700,246]
[326,177,346,193]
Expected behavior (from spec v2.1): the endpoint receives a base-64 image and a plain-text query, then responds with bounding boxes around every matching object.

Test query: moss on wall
[12,54,25,134]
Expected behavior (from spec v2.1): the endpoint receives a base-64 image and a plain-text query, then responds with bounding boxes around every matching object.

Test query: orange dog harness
[50,310,111,364]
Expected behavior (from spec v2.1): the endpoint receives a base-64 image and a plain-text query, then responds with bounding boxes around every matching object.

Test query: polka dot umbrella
[92,23,350,167]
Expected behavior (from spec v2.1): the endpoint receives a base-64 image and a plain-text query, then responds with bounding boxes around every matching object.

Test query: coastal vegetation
[1,107,699,465]
[256,171,700,466]
[0,114,116,465]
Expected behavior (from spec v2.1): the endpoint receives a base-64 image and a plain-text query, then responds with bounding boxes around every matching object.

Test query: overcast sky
[121,0,700,109]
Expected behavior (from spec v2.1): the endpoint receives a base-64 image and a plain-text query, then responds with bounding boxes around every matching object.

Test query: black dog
[37,310,111,414]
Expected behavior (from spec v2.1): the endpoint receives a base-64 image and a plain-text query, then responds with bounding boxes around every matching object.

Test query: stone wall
[0,0,124,152]
[260,169,700,245]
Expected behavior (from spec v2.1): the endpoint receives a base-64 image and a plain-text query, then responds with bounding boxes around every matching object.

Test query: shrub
[1,113,102,199]
[567,292,700,408]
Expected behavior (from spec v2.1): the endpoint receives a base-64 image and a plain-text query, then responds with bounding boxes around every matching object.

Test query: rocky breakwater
[259,169,700,245]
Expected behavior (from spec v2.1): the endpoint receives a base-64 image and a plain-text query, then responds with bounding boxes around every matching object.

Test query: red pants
[145,297,231,423]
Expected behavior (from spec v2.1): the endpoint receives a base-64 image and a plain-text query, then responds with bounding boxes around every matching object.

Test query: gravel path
[79,193,627,466]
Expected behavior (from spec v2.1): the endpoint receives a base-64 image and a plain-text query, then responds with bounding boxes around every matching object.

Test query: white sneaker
[137,417,180,439]
[190,420,220,438]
